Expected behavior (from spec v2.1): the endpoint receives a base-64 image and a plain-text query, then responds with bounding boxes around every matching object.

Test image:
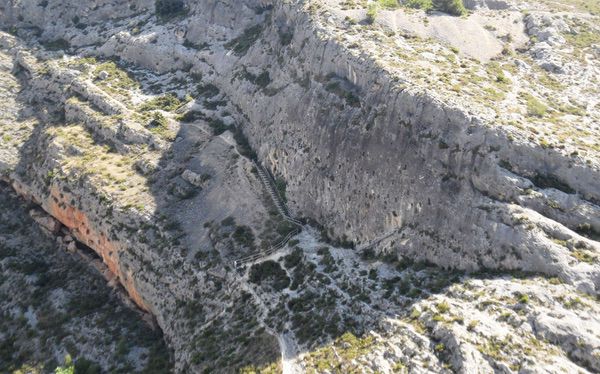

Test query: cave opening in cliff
[73,239,102,261]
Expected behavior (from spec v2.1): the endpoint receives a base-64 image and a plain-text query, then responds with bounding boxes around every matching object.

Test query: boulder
[29,209,61,233]
[181,169,209,187]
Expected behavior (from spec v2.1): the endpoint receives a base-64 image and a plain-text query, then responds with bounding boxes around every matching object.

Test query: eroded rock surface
[0,0,599,372]
[0,183,171,373]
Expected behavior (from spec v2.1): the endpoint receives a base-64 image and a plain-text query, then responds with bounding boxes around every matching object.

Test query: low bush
[232,225,255,249]
[249,261,290,290]
[155,0,186,18]
[75,357,101,374]
[366,4,378,24]
[197,83,220,98]
[523,93,548,117]
[379,0,400,9]
[284,248,304,269]
[207,118,229,135]
[405,0,433,10]
[432,0,466,15]
[140,93,182,112]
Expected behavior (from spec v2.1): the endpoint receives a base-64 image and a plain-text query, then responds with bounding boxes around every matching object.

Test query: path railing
[356,228,401,252]
[253,160,302,226]
[233,227,301,269]
[232,161,401,269]
[232,161,303,269]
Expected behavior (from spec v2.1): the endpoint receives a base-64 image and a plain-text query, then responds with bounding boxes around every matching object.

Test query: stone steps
[253,160,302,226]
[234,160,399,268]
[232,161,303,268]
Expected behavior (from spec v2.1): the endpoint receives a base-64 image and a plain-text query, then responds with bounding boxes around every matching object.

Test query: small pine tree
[432,0,466,16]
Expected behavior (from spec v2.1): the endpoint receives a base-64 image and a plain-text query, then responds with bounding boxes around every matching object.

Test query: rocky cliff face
[1,0,599,372]
[0,182,171,372]
[37,0,598,291]
[219,1,600,291]
[0,31,282,371]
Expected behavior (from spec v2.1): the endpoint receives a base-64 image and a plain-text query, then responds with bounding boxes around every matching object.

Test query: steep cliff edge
[1,0,600,372]
[25,0,597,291]
[216,0,600,293]
[0,183,171,372]
[0,32,283,372]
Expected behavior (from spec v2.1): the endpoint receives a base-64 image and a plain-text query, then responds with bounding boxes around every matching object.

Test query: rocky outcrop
[136,1,600,292]
[0,183,171,372]
[0,33,282,371]
[25,0,591,290]
[58,0,599,293]
[1,0,599,372]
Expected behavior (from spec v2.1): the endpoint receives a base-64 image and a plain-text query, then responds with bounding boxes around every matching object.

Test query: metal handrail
[232,160,400,268]
[233,227,300,268]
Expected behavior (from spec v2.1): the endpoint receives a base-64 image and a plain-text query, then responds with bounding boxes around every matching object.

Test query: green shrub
[177,110,204,122]
[74,358,101,374]
[405,0,433,10]
[274,177,287,203]
[249,261,290,290]
[284,248,304,269]
[436,301,450,313]
[207,118,229,135]
[432,0,466,15]
[43,38,70,51]
[93,61,139,90]
[379,0,400,9]
[232,126,257,160]
[572,249,596,264]
[146,112,175,140]
[232,225,256,249]
[524,94,548,117]
[517,293,529,304]
[116,338,129,357]
[140,93,182,112]
[279,29,294,46]
[55,355,74,374]
[197,83,220,98]
[318,247,338,273]
[366,4,378,24]
[368,268,378,280]
[253,71,271,88]
[155,0,185,18]
[149,112,167,128]
[467,320,479,331]
[325,75,361,107]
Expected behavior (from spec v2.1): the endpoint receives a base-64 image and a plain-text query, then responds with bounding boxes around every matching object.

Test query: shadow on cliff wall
[144,92,557,372]
[5,45,576,373]
[8,50,285,371]
[8,57,173,372]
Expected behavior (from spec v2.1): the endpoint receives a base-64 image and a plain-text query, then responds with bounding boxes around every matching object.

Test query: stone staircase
[233,160,399,269]
[253,160,302,226]
[232,161,302,269]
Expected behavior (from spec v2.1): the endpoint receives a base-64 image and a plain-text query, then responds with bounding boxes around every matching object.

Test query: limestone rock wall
[2,0,598,293]
[217,1,600,291]
[0,33,280,371]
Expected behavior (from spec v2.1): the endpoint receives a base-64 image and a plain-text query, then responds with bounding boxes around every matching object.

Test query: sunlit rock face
[0,0,599,372]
